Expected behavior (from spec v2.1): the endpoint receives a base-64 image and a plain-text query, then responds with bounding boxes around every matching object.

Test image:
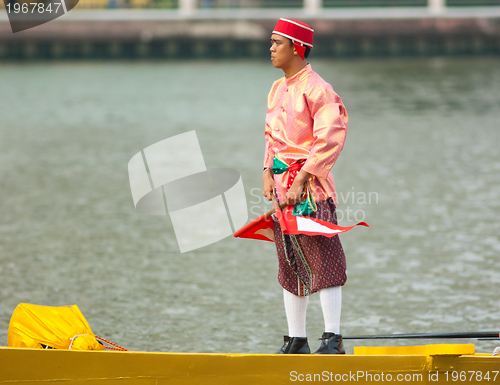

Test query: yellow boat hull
[1,344,499,384]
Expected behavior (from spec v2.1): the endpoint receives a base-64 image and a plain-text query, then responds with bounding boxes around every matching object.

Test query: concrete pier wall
[1,8,499,59]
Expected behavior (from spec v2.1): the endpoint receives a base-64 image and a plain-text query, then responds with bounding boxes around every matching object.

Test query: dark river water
[1,57,499,353]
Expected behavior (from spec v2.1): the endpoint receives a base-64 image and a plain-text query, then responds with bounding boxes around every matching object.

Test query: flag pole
[268,194,287,218]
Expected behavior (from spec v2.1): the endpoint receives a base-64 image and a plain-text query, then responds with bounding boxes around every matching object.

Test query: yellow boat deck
[1,344,499,384]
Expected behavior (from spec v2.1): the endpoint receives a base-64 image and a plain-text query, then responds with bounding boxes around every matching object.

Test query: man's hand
[263,169,275,201]
[285,182,305,206]
[285,169,311,206]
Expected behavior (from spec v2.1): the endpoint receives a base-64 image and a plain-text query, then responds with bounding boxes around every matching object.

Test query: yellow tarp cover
[8,303,104,351]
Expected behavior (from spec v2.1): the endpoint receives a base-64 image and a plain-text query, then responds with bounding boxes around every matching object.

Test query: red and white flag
[234,206,369,242]
[233,212,276,242]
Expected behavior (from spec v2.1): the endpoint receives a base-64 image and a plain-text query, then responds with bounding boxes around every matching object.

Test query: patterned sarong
[273,198,347,296]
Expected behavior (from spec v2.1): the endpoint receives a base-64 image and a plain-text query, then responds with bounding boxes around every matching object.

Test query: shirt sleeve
[263,122,275,170]
[263,83,279,170]
[302,85,348,180]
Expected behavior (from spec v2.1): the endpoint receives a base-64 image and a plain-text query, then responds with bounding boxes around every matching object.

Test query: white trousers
[283,286,342,337]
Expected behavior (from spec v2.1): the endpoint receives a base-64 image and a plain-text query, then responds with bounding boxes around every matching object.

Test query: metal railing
[447,0,500,5]
[64,0,500,10]
[198,0,302,7]
[0,0,498,8]
[323,0,427,7]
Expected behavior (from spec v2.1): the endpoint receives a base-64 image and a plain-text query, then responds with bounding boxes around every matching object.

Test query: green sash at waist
[271,156,317,216]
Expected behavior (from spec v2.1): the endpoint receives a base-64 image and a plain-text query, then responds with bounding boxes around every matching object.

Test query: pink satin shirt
[264,64,348,205]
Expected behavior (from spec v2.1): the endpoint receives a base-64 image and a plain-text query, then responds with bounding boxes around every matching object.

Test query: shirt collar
[285,63,312,86]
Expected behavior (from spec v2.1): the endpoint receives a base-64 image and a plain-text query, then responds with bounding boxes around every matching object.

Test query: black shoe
[275,336,311,354]
[313,332,345,354]
[275,335,290,354]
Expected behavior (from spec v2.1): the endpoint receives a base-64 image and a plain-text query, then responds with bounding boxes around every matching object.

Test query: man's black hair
[289,39,311,59]
[304,47,311,59]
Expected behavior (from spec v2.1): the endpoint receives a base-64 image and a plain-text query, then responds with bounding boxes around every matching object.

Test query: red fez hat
[272,18,314,60]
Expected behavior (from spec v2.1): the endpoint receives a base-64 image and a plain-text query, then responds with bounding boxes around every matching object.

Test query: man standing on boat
[263,18,349,354]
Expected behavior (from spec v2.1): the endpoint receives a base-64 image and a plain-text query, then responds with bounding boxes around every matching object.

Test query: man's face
[270,34,296,69]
